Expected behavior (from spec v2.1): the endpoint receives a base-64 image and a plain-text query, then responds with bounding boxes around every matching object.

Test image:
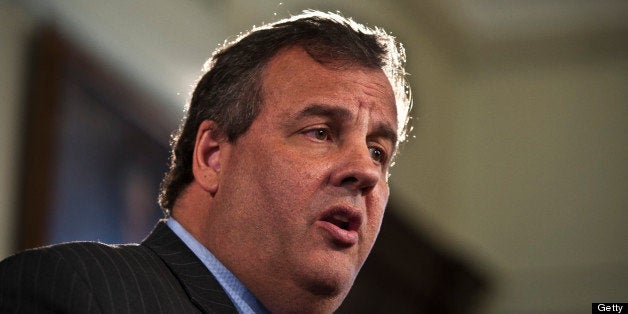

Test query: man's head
[160,10,411,313]
[160,11,411,212]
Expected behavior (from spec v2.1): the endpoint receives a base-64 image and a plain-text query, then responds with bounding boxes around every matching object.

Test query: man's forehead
[261,45,399,143]
[261,46,397,121]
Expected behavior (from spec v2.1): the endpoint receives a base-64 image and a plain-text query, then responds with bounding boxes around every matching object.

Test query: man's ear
[192,120,226,195]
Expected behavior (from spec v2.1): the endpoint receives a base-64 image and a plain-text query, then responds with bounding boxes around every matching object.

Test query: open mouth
[323,214,351,231]
[317,206,362,246]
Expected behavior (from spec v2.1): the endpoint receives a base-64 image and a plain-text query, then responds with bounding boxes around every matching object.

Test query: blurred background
[1,0,627,313]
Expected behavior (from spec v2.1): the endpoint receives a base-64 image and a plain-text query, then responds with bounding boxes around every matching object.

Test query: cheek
[266,146,329,190]
[244,147,320,217]
[363,186,388,245]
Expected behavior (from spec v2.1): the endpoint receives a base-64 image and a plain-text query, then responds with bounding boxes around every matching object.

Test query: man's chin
[297,262,357,299]
[289,242,363,303]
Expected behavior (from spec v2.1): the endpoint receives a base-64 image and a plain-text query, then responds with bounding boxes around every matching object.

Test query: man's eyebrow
[294,104,352,121]
[370,122,398,150]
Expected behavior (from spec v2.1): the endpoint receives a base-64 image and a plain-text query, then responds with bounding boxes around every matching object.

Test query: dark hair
[159,10,411,213]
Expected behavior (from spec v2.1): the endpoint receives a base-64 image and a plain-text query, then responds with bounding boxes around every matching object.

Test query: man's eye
[369,147,386,163]
[306,129,332,141]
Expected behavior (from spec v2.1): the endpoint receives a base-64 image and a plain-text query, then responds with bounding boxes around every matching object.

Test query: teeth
[333,214,349,223]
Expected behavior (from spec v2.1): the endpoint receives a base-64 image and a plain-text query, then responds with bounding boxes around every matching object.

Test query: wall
[0,3,36,259]
[457,57,628,313]
[392,8,628,311]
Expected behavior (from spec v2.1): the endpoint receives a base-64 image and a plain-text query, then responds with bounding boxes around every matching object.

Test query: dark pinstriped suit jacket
[0,221,238,313]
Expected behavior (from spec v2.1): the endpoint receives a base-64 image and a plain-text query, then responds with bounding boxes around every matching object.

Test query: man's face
[211,46,397,304]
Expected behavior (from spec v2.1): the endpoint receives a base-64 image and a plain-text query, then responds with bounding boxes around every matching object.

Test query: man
[0,10,411,313]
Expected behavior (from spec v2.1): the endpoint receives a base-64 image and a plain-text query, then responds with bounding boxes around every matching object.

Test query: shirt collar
[166,218,269,314]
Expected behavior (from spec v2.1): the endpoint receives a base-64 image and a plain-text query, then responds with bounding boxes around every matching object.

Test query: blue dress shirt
[166,218,268,314]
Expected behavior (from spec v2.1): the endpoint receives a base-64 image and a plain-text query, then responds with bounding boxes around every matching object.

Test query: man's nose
[330,144,381,194]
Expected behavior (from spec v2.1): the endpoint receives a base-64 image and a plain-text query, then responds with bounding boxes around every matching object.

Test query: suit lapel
[142,221,238,314]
